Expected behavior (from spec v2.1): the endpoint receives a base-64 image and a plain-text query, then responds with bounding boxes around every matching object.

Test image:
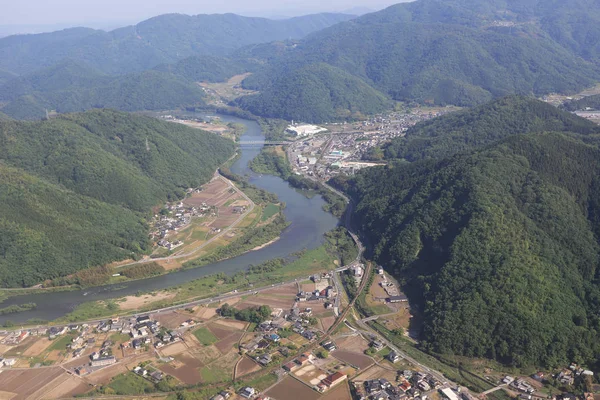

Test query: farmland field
[331,350,373,370]
[265,376,320,400]
[193,327,219,346]
[237,356,261,377]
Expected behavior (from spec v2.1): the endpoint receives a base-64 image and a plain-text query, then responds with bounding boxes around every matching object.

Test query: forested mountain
[0,110,234,287]
[563,94,600,112]
[383,96,600,161]
[334,98,600,367]
[236,0,600,120]
[0,69,17,86]
[234,63,391,122]
[0,62,207,120]
[0,13,355,75]
[153,55,261,83]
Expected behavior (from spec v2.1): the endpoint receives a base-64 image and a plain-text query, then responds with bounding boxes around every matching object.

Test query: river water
[0,115,339,324]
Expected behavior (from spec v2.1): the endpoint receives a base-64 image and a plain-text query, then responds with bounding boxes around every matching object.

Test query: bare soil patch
[294,364,329,386]
[160,353,203,385]
[22,337,53,357]
[190,345,221,364]
[120,292,174,311]
[153,311,193,329]
[38,374,89,399]
[0,368,63,400]
[320,316,336,332]
[336,335,370,353]
[237,356,261,377]
[159,341,187,357]
[265,376,320,400]
[207,323,235,340]
[86,363,128,385]
[332,350,374,370]
[354,364,397,383]
[212,319,247,330]
[194,306,218,320]
[215,332,243,354]
[321,380,352,400]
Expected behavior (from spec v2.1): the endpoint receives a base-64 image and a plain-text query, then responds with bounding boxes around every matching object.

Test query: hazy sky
[0,0,403,29]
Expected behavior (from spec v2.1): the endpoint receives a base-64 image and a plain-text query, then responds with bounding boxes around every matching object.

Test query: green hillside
[383,96,600,161]
[235,63,391,122]
[154,55,260,83]
[0,66,207,120]
[563,94,600,111]
[343,131,600,367]
[0,13,355,75]
[0,110,234,287]
[239,0,600,117]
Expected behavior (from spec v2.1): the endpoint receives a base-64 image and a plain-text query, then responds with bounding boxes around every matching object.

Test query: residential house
[318,372,347,392]
[240,387,255,399]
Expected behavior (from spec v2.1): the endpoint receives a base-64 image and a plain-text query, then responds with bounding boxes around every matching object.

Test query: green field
[200,365,229,383]
[193,327,218,346]
[261,203,280,221]
[99,373,155,395]
[48,334,76,352]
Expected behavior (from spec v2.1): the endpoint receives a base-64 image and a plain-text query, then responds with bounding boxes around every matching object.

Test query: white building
[286,124,327,137]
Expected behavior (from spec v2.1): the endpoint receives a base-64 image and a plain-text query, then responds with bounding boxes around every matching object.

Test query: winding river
[0,115,339,324]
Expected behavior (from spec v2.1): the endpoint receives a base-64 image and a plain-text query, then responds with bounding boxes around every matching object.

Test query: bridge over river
[238,140,293,146]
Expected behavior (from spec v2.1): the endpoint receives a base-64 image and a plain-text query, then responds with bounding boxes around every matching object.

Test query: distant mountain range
[0,59,207,120]
[3,0,600,122]
[0,12,355,75]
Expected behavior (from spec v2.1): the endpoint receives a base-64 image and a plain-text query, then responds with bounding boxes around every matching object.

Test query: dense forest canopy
[332,97,600,368]
[234,63,392,123]
[0,61,207,120]
[563,94,600,112]
[0,110,234,287]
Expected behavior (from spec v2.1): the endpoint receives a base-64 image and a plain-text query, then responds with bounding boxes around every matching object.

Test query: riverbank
[0,114,339,325]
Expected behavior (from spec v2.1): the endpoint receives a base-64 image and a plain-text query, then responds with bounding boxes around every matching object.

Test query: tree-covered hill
[563,94,600,112]
[237,0,600,117]
[153,55,261,83]
[383,96,600,161]
[0,110,234,287]
[234,63,392,122]
[0,64,207,120]
[341,130,600,368]
[0,13,355,75]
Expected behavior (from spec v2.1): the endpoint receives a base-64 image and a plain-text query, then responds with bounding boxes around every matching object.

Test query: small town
[285,107,456,182]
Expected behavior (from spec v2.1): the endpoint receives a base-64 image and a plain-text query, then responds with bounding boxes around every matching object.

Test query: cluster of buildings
[287,109,454,182]
[152,201,213,246]
[133,365,164,382]
[356,370,444,400]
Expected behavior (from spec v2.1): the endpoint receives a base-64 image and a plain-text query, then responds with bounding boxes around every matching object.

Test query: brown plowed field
[38,374,90,399]
[159,352,204,385]
[265,376,320,400]
[336,335,370,352]
[207,324,235,340]
[331,350,373,370]
[0,368,63,400]
[153,311,191,329]
[321,381,353,400]
[215,332,243,354]
[22,338,53,357]
[236,356,261,377]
